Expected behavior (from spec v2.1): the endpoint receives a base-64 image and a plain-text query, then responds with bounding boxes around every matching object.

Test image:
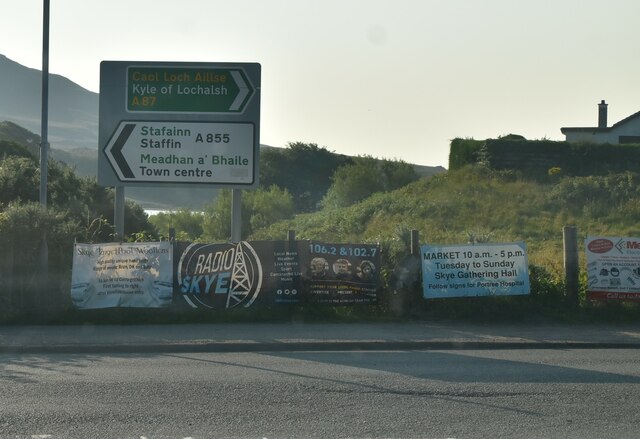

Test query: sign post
[98,62,261,238]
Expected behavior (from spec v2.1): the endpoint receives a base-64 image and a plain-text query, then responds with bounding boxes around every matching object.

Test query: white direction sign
[104,121,255,184]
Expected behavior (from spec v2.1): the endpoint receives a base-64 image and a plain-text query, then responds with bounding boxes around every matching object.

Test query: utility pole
[40,0,50,207]
[39,0,50,316]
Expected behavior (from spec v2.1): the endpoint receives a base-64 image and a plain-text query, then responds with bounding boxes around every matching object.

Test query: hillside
[250,165,640,277]
[0,54,98,151]
[0,119,41,153]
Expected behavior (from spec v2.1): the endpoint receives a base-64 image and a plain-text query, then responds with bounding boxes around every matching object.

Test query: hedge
[449,137,640,178]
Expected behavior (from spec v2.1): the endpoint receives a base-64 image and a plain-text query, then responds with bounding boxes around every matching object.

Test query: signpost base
[231,189,242,243]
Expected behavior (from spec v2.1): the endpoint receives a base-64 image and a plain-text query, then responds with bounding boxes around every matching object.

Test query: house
[561,100,640,144]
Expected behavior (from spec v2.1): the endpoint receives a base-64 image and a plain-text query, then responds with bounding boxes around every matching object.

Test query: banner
[71,242,173,309]
[176,240,308,309]
[586,237,640,301]
[70,239,382,311]
[304,242,380,305]
[421,242,530,299]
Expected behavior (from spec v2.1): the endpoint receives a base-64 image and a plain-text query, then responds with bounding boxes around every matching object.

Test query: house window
[619,136,640,144]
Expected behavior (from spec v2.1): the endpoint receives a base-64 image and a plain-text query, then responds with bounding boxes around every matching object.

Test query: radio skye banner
[176,240,308,309]
[421,242,530,299]
[71,242,173,309]
[586,236,640,301]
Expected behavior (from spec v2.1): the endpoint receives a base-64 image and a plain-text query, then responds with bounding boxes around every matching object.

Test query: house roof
[561,110,640,134]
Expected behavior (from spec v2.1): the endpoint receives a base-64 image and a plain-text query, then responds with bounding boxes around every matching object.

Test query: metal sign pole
[231,189,242,242]
[40,0,49,208]
[38,0,50,318]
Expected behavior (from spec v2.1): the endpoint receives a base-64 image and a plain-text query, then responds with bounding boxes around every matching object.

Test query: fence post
[410,229,420,256]
[563,225,580,307]
[390,229,421,317]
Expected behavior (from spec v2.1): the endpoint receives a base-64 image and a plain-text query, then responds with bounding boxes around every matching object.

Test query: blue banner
[421,242,530,299]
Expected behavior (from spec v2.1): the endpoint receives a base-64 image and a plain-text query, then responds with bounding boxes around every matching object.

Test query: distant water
[144,209,203,216]
[145,209,168,216]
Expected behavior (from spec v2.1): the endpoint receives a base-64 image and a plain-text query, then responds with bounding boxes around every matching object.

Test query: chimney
[598,99,608,129]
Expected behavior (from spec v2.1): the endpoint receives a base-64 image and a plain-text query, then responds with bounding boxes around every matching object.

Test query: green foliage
[0,145,156,241]
[3,123,640,322]
[321,156,419,209]
[448,138,484,170]
[549,172,640,208]
[260,142,351,212]
[0,155,39,204]
[449,137,640,179]
[201,189,232,241]
[0,202,82,318]
[256,164,640,315]
[149,208,204,241]
[0,139,37,160]
[0,123,40,156]
[201,185,295,241]
[0,141,158,320]
[498,133,527,141]
[248,185,295,231]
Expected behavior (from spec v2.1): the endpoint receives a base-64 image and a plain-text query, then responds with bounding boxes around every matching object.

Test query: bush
[201,186,295,241]
[0,203,82,318]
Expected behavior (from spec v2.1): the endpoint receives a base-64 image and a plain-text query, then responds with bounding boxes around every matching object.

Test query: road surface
[1,348,639,438]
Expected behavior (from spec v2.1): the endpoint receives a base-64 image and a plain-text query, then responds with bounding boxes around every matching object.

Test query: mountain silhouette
[0,54,98,151]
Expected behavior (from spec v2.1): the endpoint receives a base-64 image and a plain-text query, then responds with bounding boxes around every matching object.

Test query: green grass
[248,165,640,322]
[4,165,640,325]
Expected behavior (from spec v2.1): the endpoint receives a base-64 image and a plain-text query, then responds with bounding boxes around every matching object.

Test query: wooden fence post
[410,229,420,256]
[563,225,580,307]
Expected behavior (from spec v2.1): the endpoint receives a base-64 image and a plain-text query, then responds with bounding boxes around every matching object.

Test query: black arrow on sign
[111,123,136,179]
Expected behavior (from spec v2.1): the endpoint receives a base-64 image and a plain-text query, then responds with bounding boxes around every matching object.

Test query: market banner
[421,242,530,299]
[586,236,640,301]
[176,240,309,310]
[71,242,173,309]
[304,242,380,305]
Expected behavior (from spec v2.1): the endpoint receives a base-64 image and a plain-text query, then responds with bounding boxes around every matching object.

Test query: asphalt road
[1,348,639,438]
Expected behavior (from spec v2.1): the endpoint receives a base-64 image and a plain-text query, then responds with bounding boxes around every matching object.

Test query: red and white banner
[586,237,640,301]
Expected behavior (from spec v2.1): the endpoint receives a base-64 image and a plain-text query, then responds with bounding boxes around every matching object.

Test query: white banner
[71,242,173,309]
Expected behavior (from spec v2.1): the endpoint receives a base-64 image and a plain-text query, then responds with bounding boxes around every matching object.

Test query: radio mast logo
[178,242,263,309]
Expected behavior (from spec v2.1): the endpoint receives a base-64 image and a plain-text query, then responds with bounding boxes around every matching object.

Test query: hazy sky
[2,0,640,167]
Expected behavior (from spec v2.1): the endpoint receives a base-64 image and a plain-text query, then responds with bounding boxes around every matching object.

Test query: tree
[321,156,419,209]
[247,185,295,232]
[0,156,39,205]
[149,208,204,241]
[0,141,156,242]
[260,142,351,212]
[201,189,232,241]
[201,186,294,241]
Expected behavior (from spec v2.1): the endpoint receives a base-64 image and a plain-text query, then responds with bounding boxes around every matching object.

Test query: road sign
[98,61,260,188]
[127,66,255,113]
[105,121,255,184]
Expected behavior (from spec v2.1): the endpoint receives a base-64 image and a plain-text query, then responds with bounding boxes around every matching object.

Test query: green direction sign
[127,66,254,113]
